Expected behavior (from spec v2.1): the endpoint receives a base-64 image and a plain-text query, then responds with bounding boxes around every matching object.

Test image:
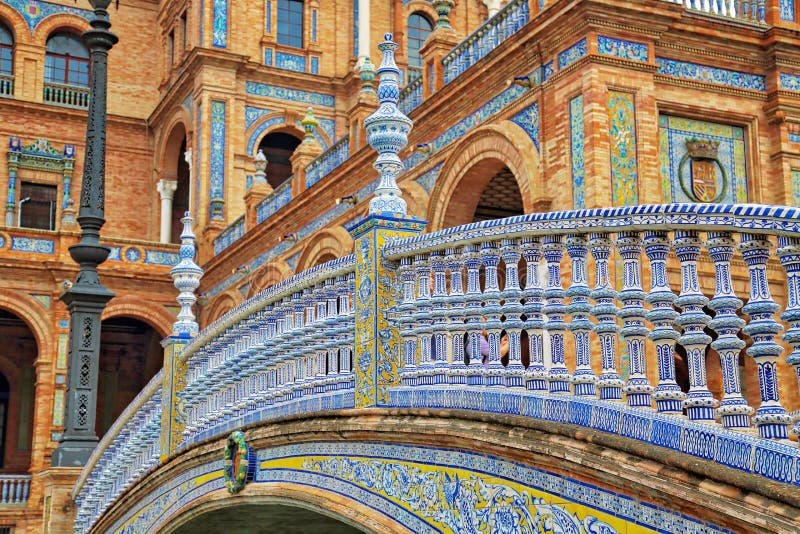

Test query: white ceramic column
[157,179,178,243]
[184,148,193,215]
[357,0,370,64]
[483,0,503,17]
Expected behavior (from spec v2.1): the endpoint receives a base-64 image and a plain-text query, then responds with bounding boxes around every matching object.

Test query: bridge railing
[72,373,163,534]
[381,203,800,482]
[178,255,357,449]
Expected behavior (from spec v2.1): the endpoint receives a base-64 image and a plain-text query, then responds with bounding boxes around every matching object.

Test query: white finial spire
[363,33,412,217]
[170,212,203,336]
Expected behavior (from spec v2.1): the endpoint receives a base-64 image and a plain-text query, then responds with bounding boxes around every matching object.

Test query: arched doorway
[160,122,190,244]
[471,165,524,222]
[172,504,362,533]
[172,137,190,243]
[0,309,36,471]
[258,131,302,189]
[97,318,163,437]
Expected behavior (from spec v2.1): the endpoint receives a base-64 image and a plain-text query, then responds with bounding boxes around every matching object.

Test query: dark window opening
[258,132,302,189]
[45,32,89,87]
[181,12,188,50]
[19,182,57,230]
[277,0,304,48]
[472,166,524,222]
[171,138,191,244]
[0,22,13,76]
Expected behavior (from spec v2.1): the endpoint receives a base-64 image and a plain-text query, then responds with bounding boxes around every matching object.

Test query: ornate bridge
[70,29,800,534]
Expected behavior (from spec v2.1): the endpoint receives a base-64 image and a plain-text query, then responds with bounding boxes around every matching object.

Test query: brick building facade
[1,0,800,531]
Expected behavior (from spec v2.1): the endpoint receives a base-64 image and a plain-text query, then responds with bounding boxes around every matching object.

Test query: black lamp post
[52,0,118,467]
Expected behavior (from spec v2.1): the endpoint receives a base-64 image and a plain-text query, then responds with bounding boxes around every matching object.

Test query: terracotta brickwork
[1,0,800,531]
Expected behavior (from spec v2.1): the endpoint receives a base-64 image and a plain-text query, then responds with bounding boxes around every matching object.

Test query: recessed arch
[245,113,331,156]
[203,293,240,326]
[295,227,354,274]
[31,15,90,47]
[156,116,191,243]
[102,295,174,339]
[0,290,52,358]
[0,6,28,41]
[428,121,541,231]
[247,261,293,298]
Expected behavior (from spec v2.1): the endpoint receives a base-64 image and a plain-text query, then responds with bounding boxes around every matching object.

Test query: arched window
[258,132,302,189]
[45,32,90,87]
[277,0,304,48]
[0,22,13,76]
[407,13,433,70]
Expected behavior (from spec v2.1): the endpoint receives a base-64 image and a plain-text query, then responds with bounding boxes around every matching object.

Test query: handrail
[398,75,423,115]
[443,0,530,84]
[305,135,351,188]
[213,214,245,255]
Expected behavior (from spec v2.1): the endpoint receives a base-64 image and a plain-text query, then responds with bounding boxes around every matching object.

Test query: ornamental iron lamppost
[52,0,118,467]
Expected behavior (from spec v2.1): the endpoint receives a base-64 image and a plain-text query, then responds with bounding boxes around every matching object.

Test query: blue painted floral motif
[212,0,227,48]
[245,82,335,107]
[3,0,91,30]
[124,247,142,262]
[264,48,273,66]
[10,236,54,254]
[276,52,306,73]
[792,170,800,207]
[656,58,766,92]
[302,456,616,533]
[789,132,800,144]
[509,102,540,150]
[597,36,648,62]
[145,250,180,266]
[780,73,800,91]
[558,38,587,70]
[570,95,586,209]
[209,101,227,219]
[608,91,638,206]
[413,163,443,194]
[244,106,274,130]
[543,61,554,81]
[780,0,795,21]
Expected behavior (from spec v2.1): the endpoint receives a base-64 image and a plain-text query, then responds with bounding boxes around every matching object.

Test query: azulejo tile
[245,81,336,108]
[597,36,648,62]
[4,0,91,30]
[656,57,766,92]
[570,95,586,209]
[780,72,800,91]
[558,38,587,70]
[608,90,639,206]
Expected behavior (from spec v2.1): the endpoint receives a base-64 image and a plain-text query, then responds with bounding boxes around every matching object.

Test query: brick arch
[0,5,30,40]
[203,292,240,326]
[246,114,331,157]
[102,296,174,339]
[247,261,293,298]
[295,227,354,274]
[31,14,90,46]
[0,289,53,357]
[155,109,192,179]
[427,121,541,232]
[399,180,429,221]
[403,1,437,24]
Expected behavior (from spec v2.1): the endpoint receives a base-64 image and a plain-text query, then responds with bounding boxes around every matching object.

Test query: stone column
[357,0,370,65]
[157,179,178,243]
[5,137,20,227]
[184,148,193,215]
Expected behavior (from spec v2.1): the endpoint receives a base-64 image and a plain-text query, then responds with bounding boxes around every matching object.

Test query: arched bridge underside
[94,410,799,533]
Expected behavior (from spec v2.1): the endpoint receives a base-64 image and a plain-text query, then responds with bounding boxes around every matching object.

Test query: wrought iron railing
[43,82,90,109]
[305,135,351,189]
[443,0,530,84]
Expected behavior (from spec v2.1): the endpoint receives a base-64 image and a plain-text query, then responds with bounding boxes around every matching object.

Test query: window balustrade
[43,81,90,109]
[661,0,766,24]
[0,476,30,506]
[0,74,12,98]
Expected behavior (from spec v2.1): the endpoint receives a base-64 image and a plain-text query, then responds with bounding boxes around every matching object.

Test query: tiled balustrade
[443,0,530,84]
[399,76,423,115]
[0,476,30,505]
[43,82,90,109]
[661,0,766,24]
[304,135,350,188]
[178,255,356,448]
[72,375,162,534]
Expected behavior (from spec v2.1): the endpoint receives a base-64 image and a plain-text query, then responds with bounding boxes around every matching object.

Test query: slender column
[501,239,524,387]
[430,250,449,384]
[543,235,571,393]
[707,232,751,429]
[522,237,547,391]
[674,231,717,422]
[617,232,652,408]
[591,233,622,400]
[413,253,434,385]
[5,143,18,227]
[644,231,684,413]
[464,244,485,386]
[740,234,790,439]
[481,241,504,387]
[777,236,800,440]
[357,0,370,63]
[445,249,468,388]
[566,234,596,396]
[157,179,178,243]
[53,0,118,467]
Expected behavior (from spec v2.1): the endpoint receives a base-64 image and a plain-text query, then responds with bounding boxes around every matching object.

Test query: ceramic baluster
[777,236,800,441]
[591,233,622,401]
[464,244,485,386]
[707,232,751,429]
[501,238,524,387]
[617,232,652,407]
[566,234,596,396]
[740,233,790,439]
[446,249,468,392]
[674,231,717,421]
[430,250,449,385]
[522,237,547,391]
[414,253,434,386]
[543,235,571,393]
[643,231,683,413]
[482,241,505,387]
[398,256,418,386]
